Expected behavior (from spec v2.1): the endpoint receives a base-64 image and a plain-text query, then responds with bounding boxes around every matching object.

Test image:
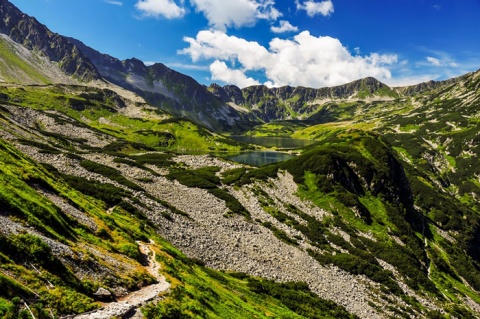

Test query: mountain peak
[348,76,388,91]
[122,58,147,74]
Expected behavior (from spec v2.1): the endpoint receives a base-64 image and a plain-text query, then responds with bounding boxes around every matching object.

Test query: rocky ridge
[67,38,249,131]
[208,77,397,122]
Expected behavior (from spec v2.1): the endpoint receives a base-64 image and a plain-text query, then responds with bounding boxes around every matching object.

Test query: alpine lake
[223,136,316,166]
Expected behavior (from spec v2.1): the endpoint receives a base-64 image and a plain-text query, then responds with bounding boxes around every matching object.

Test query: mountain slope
[0,0,100,82]
[208,73,476,126]
[208,77,399,122]
[68,37,254,131]
[0,0,253,131]
[0,34,81,84]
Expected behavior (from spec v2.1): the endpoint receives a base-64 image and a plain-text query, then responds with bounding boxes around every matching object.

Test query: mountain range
[1,0,480,318]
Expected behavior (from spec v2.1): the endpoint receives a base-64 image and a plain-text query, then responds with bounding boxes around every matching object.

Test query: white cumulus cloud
[296,0,334,17]
[190,0,281,30]
[210,60,260,87]
[180,30,397,88]
[271,20,298,33]
[135,0,185,19]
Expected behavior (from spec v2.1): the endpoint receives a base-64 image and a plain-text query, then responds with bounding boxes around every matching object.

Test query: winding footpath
[72,240,170,319]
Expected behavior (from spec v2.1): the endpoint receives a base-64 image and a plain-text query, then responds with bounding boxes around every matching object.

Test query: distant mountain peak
[122,58,147,74]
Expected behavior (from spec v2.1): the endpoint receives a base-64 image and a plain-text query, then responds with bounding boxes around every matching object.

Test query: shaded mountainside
[209,77,399,122]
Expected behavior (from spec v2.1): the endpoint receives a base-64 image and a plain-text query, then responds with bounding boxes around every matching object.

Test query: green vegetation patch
[247,279,358,319]
[221,167,246,184]
[79,160,144,191]
[0,37,51,84]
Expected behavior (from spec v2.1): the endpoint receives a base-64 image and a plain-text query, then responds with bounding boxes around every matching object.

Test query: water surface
[224,151,295,166]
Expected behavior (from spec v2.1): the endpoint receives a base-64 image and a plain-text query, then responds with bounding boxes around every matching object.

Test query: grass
[0,37,51,84]
[245,121,307,137]
[0,138,159,315]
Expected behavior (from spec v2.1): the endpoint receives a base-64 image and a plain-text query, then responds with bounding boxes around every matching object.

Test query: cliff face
[0,0,100,81]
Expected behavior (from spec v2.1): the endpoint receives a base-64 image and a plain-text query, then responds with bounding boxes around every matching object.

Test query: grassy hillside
[226,132,480,318]
[0,136,356,318]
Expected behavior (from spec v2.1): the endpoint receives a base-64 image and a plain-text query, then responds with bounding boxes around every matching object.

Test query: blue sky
[8,0,480,88]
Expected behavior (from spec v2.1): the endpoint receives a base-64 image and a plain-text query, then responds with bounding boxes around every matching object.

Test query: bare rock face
[93,287,112,301]
[67,38,249,131]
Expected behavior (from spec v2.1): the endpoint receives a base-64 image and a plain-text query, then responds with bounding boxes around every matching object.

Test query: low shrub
[247,278,358,319]
[221,167,246,184]
[79,160,144,191]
